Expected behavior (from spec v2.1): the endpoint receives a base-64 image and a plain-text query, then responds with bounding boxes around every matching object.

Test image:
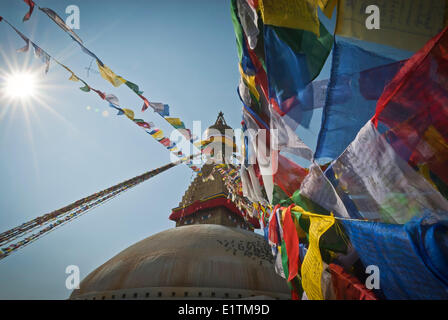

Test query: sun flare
[4,72,37,99]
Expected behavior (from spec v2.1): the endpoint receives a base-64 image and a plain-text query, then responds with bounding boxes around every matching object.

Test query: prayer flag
[105,94,119,106]
[124,80,143,95]
[325,120,448,223]
[165,117,185,129]
[96,61,125,87]
[259,0,320,36]
[121,108,135,120]
[264,23,333,124]
[335,0,448,52]
[373,25,448,186]
[300,209,335,300]
[282,206,300,281]
[39,7,83,44]
[341,215,448,299]
[315,38,403,159]
[236,0,259,50]
[31,43,50,73]
[22,0,35,22]
[149,102,170,117]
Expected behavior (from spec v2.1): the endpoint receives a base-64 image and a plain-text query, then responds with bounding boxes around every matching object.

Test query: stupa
[70,113,290,300]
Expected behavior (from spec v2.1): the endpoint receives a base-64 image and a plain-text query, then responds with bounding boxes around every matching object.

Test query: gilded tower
[171,112,258,230]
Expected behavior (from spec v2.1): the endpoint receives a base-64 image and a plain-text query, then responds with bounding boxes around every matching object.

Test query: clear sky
[0,0,331,299]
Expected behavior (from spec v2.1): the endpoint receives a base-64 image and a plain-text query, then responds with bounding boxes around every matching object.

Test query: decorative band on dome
[170,194,260,228]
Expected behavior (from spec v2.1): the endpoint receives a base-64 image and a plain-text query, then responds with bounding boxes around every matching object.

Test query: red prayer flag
[329,264,377,300]
[274,153,309,197]
[22,0,35,22]
[372,25,448,185]
[283,205,300,282]
[268,204,281,246]
[160,138,171,147]
[139,94,150,112]
[91,88,106,100]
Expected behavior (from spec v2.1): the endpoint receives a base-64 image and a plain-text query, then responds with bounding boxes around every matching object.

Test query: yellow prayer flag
[122,108,134,120]
[239,65,260,101]
[97,61,126,87]
[151,130,165,140]
[296,206,335,300]
[259,0,320,36]
[68,73,79,82]
[335,0,448,52]
[318,0,337,19]
[165,117,183,127]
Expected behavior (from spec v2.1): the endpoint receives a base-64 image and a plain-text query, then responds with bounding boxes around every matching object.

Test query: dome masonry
[70,225,290,300]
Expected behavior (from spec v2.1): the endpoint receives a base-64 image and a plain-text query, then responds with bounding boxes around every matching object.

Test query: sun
[4,72,37,99]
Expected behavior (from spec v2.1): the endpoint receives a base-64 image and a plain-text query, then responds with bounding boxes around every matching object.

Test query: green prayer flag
[125,80,143,95]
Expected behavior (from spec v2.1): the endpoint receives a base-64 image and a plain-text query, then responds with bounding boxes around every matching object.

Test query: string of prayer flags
[10,21,31,52]
[72,37,104,65]
[213,164,269,225]
[232,0,334,209]
[38,7,83,44]
[0,157,193,260]
[229,1,448,301]
[3,18,51,73]
[1,18,200,172]
[34,3,152,108]
[30,1,198,149]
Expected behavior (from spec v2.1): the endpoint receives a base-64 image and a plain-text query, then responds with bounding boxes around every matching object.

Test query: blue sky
[0,0,332,299]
